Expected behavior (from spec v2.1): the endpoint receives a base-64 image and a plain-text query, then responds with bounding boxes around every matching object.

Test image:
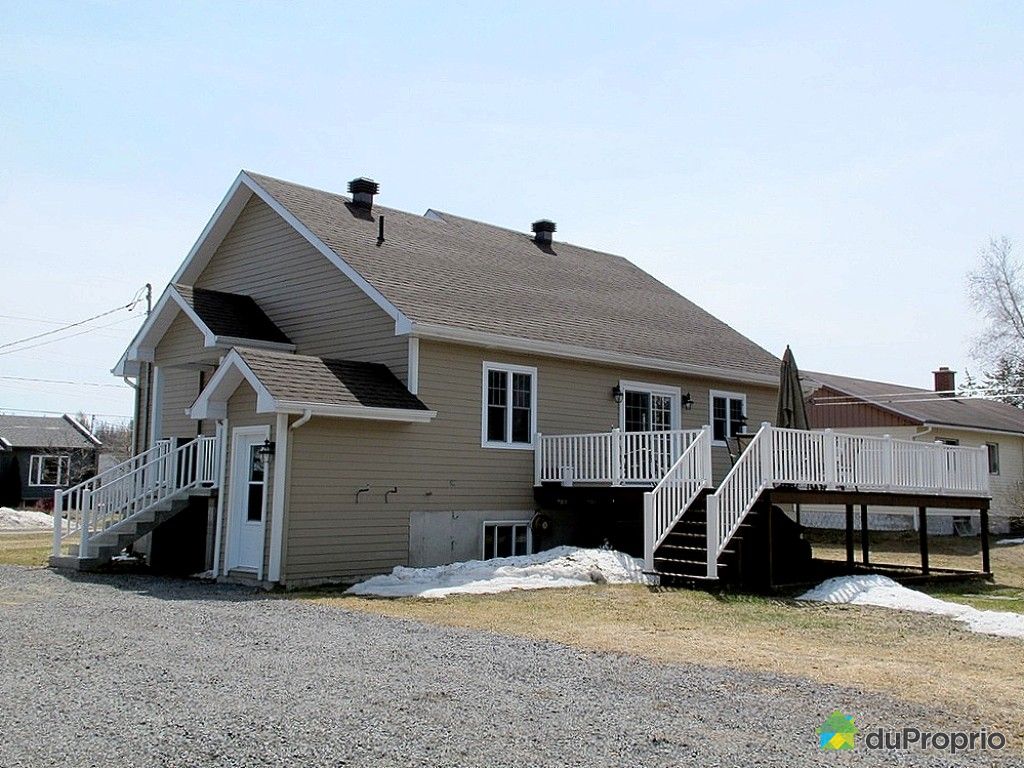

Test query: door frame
[617,379,682,431]
[225,424,270,575]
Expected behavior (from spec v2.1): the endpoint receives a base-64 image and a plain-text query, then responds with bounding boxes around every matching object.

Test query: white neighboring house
[803,367,1023,534]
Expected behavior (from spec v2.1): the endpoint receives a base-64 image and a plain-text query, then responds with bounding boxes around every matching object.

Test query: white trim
[212,418,228,578]
[920,422,1024,438]
[0,437,11,451]
[273,401,436,422]
[225,424,270,575]
[149,365,164,444]
[28,454,70,487]
[617,379,683,431]
[62,414,103,447]
[481,361,538,450]
[709,389,748,446]
[481,519,533,559]
[267,413,288,583]
[413,322,778,387]
[407,337,420,395]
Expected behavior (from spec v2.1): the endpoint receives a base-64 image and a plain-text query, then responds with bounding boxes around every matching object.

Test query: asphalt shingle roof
[174,283,291,345]
[0,415,100,449]
[804,371,1024,435]
[236,348,430,412]
[244,172,780,381]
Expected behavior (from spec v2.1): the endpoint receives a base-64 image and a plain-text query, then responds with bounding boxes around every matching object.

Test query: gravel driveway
[0,566,1013,767]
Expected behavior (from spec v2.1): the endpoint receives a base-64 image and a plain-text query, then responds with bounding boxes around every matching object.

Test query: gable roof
[166,171,780,386]
[190,347,435,423]
[172,284,291,344]
[0,414,101,450]
[804,371,1024,436]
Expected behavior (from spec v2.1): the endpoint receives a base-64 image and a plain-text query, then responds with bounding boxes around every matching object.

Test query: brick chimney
[933,366,956,397]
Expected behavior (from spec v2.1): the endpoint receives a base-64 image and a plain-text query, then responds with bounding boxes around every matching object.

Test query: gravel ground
[0,566,1017,767]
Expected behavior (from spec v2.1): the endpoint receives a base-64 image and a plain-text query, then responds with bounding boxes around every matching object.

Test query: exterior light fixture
[681,393,694,411]
[612,385,624,405]
[258,438,276,458]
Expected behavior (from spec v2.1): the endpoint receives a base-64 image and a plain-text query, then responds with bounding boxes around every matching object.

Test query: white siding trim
[481,361,538,450]
[407,337,420,395]
[211,418,228,577]
[268,413,288,583]
[150,365,164,443]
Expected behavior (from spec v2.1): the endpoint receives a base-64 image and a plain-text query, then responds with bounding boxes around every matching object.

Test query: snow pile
[346,546,653,598]
[995,537,1024,547]
[798,575,1024,640]
[0,507,54,531]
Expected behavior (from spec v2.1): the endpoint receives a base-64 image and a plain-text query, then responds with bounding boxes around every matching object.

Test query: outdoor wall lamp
[257,438,276,458]
[681,393,694,410]
[612,385,624,405]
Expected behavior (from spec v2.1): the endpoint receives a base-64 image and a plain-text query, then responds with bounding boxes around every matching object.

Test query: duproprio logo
[817,711,858,750]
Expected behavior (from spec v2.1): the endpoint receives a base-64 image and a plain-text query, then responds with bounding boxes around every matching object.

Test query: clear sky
[2,1,1022,422]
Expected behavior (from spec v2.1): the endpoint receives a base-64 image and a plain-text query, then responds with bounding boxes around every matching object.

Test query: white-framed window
[481,362,537,449]
[618,380,682,432]
[986,443,1000,475]
[709,390,747,444]
[29,455,70,487]
[482,521,532,559]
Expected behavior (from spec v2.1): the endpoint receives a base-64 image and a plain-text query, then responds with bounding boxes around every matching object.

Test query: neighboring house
[803,367,1024,534]
[47,171,994,587]
[0,415,101,508]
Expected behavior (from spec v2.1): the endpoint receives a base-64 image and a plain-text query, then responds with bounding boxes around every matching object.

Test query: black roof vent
[532,219,556,244]
[348,177,379,209]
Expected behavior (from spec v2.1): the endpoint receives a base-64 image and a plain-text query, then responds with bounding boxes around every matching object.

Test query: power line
[0,288,148,352]
[0,317,140,358]
[0,375,129,389]
[0,406,132,420]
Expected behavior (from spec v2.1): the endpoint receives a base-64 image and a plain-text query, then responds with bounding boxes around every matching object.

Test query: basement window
[481,362,537,449]
[482,521,531,560]
[29,455,70,486]
[987,443,1000,475]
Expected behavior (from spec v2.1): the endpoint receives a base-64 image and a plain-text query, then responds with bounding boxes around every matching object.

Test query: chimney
[933,366,956,397]
[532,219,556,244]
[348,177,379,210]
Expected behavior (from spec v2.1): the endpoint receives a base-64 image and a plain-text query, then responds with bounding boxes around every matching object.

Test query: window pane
[511,373,532,443]
[729,398,745,437]
[651,394,672,431]
[483,525,495,559]
[511,407,530,443]
[624,391,650,432]
[487,405,506,442]
[249,447,265,482]
[988,444,1000,474]
[247,484,263,522]
[487,370,507,406]
[712,397,727,441]
[486,370,508,442]
[513,525,528,556]
[41,457,59,485]
[511,373,531,408]
[495,525,512,558]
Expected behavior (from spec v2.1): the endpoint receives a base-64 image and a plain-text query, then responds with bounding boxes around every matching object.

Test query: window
[246,446,266,522]
[29,455,70,486]
[619,381,680,432]
[482,521,531,559]
[709,391,747,443]
[482,362,537,448]
[987,443,1000,475]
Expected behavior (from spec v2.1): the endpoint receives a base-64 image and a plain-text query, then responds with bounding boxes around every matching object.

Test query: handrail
[642,425,713,570]
[535,428,705,486]
[704,424,992,579]
[53,435,221,558]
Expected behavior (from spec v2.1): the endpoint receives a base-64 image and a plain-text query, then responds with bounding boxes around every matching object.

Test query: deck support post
[918,506,929,575]
[794,502,801,528]
[860,504,869,565]
[980,506,991,576]
[642,492,655,572]
[844,504,855,569]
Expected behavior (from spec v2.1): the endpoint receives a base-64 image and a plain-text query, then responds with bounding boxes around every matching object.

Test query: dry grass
[0,532,52,567]
[304,538,1024,739]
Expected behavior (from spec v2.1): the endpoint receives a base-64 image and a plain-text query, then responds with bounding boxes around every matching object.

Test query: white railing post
[702,424,713,487]
[533,432,543,486]
[611,427,622,486]
[881,434,893,491]
[978,446,990,494]
[52,489,63,557]
[79,490,90,558]
[643,492,655,571]
[705,494,719,579]
[759,423,773,487]
[933,440,946,494]
[823,429,837,489]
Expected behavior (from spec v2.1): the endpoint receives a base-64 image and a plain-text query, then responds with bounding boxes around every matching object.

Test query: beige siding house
[804,369,1024,534]
[100,171,785,587]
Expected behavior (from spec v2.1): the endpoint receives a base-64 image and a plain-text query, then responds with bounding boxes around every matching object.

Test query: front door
[226,426,269,572]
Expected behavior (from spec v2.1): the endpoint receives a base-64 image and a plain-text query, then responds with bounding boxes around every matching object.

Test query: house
[802,367,1023,534]
[48,171,994,587]
[0,414,101,508]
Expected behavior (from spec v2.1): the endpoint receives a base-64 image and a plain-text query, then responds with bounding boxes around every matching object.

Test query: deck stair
[50,432,222,572]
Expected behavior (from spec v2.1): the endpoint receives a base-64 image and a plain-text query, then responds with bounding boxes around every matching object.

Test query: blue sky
[2,1,1023,421]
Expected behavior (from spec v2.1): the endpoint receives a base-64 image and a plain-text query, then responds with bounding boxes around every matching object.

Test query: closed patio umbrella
[776,345,809,430]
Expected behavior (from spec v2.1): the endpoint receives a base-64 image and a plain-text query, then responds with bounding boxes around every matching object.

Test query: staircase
[50,433,222,571]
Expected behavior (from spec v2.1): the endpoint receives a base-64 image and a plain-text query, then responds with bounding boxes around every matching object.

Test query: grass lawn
[0,532,52,567]
[305,534,1024,739]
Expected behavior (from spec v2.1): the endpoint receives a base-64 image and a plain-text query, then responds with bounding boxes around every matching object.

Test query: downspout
[909,426,934,531]
[211,418,229,577]
[290,409,313,431]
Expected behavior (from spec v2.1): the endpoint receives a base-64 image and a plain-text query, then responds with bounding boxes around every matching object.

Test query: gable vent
[532,219,556,244]
[348,177,379,210]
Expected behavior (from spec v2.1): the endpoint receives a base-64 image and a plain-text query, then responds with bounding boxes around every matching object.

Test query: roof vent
[532,219,556,244]
[933,366,956,397]
[348,177,379,209]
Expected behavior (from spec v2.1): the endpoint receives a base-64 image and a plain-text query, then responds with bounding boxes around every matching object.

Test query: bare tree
[967,237,1024,365]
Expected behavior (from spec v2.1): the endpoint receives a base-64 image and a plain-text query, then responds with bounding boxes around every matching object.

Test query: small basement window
[482,521,531,560]
[29,455,70,486]
[986,443,1000,475]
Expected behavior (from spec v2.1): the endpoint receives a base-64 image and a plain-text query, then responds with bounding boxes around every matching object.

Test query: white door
[226,426,269,572]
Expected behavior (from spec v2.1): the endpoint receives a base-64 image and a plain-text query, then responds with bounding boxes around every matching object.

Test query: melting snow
[995,537,1024,547]
[346,546,653,598]
[0,507,54,531]
[798,575,1024,640]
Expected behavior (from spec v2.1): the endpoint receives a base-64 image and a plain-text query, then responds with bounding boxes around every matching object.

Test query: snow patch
[798,575,1024,640]
[995,537,1024,547]
[0,507,54,531]
[346,546,653,599]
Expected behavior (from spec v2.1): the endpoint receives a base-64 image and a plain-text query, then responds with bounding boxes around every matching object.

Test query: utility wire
[0,317,139,358]
[0,406,132,420]
[0,289,147,351]
[0,375,129,389]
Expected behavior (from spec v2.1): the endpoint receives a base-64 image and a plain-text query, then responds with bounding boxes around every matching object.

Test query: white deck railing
[642,425,713,570]
[534,428,706,486]
[704,424,992,578]
[53,430,222,558]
